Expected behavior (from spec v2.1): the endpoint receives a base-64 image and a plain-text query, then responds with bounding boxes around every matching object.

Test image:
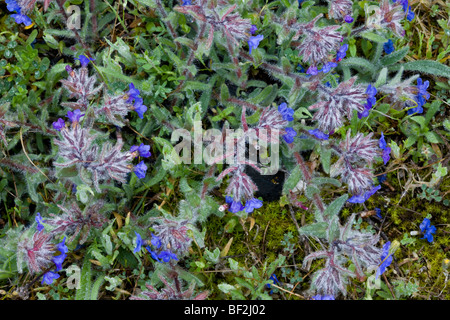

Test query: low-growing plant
[0,0,449,301]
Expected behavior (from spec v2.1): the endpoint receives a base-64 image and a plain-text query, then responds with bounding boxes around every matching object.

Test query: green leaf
[375,67,388,87]
[282,166,303,195]
[323,194,348,219]
[424,131,442,144]
[320,147,331,174]
[311,177,341,188]
[424,100,441,125]
[380,46,409,66]
[327,216,341,242]
[361,31,388,43]
[404,136,417,148]
[389,140,401,159]
[75,254,92,300]
[392,60,450,78]
[305,185,320,199]
[220,83,230,102]
[340,57,375,73]
[410,116,426,129]
[299,222,328,238]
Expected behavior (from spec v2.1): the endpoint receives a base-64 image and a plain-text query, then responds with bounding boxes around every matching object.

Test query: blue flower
[383,39,395,54]
[379,133,387,150]
[419,218,436,243]
[357,104,371,119]
[250,25,257,35]
[67,109,85,123]
[244,198,263,214]
[282,127,297,144]
[151,233,162,249]
[134,231,143,253]
[277,102,294,121]
[76,55,95,67]
[377,174,387,184]
[126,83,140,103]
[297,64,305,73]
[375,208,382,219]
[320,62,338,73]
[56,237,68,254]
[35,212,45,231]
[52,118,65,131]
[248,34,264,54]
[225,195,233,204]
[72,184,77,194]
[406,6,414,21]
[133,97,147,119]
[308,129,329,140]
[376,241,393,279]
[366,84,377,108]
[348,185,381,204]
[344,15,354,23]
[382,147,391,165]
[145,246,161,262]
[306,65,319,76]
[311,295,335,300]
[65,65,73,74]
[266,274,279,294]
[42,271,60,285]
[336,44,349,62]
[6,0,21,12]
[379,133,391,165]
[229,200,244,213]
[130,143,151,158]
[52,253,67,271]
[11,12,32,26]
[158,251,178,263]
[134,161,147,179]
[407,77,430,115]
[182,0,192,5]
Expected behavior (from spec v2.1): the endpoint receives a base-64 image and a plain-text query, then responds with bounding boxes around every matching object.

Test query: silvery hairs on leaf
[296,14,342,65]
[47,201,108,244]
[309,78,367,133]
[330,130,378,194]
[53,124,99,170]
[60,67,103,111]
[130,272,208,300]
[174,3,252,48]
[95,91,133,127]
[16,0,51,13]
[87,132,134,192]
[16,230,55,274]
[328,0,353,20]
[150,217,193,257]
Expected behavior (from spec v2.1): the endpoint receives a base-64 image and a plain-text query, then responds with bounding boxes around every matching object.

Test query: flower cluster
[134,232,178,263]
[358,84,377,119]
[5,0,32,26]
[42,237,68,285]
[419,218,436,243]
[16,211,69,286]
[406,78,430,115]
[393,0,415,21]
